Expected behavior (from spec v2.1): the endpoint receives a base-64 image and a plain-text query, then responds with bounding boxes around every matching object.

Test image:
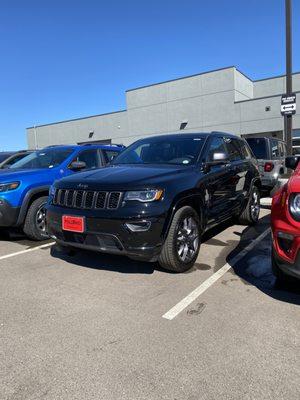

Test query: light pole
[285,0,293,156]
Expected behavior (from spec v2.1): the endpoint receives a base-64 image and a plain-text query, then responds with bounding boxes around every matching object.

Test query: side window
[225,138,242,162]
[239,141,252,160]
[103,150,120,164]
[73,150,99,169]
[270,139,280,159]
[207,137,228,162]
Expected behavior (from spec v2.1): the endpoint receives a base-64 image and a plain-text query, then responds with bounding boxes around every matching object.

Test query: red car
[271,156,300,281]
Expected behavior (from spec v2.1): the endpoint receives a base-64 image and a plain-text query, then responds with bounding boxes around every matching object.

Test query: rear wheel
[159,206,201,272]
[238,186,260,225]
[23,196,49,241]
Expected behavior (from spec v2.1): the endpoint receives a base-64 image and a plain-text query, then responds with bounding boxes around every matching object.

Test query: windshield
[112,137,205,166]
[246,138,268,159]
[10,148,74,169]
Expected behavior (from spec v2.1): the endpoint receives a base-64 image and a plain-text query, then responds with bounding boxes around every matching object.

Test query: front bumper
[272,245,300,279]
[46,207,166,262]
[0,198,20,227]
[260,175,277,189]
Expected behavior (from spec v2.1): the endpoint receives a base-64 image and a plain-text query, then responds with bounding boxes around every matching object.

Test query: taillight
[264,162,274,172]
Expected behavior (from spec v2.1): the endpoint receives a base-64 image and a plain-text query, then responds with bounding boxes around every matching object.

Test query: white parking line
[162,228,271,321]
[0,242,54,262]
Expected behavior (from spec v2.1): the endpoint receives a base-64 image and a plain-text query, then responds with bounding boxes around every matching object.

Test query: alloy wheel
[176,216,199,262]
[36,203,47,233]
[250,189,260,221]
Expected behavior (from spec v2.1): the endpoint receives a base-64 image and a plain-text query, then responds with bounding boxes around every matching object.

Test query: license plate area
[62,215,85,233]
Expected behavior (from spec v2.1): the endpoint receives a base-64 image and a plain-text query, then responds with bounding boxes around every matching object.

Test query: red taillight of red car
[264,162,274,172]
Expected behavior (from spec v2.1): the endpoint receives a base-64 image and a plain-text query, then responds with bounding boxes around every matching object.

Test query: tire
[158,206,201,272]
[238,186,260,225]
[23,196,49,241]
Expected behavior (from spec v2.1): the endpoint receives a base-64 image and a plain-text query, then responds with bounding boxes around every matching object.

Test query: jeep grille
[53,189,122,210]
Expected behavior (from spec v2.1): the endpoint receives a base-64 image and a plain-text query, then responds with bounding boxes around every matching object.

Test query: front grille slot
[75,191,84,208]
[53,189,122,210]
[85,191,95,209]
[95,192,107,209]
[108,192,121,209]
[66,190,75,207]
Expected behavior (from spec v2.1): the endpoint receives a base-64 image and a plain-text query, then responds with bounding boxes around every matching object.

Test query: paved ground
[0,208,300,400]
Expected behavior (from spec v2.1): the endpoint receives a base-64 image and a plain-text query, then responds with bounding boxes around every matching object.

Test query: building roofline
[126,66,300,93]
[125,66,236,92]
[253,70,300,82]
[235,90,300,104]
[27,109,127,129]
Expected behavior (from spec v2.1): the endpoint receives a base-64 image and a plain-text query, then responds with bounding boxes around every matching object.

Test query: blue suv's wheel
[23,196,49,241]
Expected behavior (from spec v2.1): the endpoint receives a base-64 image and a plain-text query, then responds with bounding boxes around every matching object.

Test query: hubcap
[250,189,260,220]
[176,216,199,262]
[36,203,47,233]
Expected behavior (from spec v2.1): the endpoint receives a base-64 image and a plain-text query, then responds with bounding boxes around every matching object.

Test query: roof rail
[82,143,125,148]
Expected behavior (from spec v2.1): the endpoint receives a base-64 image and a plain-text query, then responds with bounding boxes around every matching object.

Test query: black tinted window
[207,137,228,161]
[74,150,99,169]
[225,138,242,162]
[103,150,120,164]
[246,138,268,159]
[0,153,13,162]
[239,141,252,160]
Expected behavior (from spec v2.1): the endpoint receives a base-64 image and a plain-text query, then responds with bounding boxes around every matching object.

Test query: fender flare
[16,186,50,226]
[162,192,206,241]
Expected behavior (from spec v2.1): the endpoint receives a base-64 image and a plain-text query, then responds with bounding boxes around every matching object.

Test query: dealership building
[27,66,300,149]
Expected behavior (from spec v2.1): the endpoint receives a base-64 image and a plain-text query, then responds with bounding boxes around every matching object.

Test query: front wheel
[23,196,49,241]
[159,206,201,272]
[238,186,260,225]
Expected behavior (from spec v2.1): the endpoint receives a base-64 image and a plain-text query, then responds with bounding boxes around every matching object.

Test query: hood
[288,171,300,193]
[56,164,195,190]
[0,168,55,182]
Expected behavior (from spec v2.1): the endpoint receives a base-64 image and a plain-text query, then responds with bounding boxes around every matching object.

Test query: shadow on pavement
[50,245,160,275]
[225,214,300,306]
[50,213,300,306]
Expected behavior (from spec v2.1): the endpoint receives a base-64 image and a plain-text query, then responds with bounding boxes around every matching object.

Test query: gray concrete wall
[27,110,128,149]
[26,67,300,149]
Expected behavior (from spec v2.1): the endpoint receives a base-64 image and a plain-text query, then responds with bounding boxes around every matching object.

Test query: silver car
[245,137,287,192]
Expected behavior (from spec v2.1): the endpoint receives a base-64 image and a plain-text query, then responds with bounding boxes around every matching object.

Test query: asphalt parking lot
[1,207,300,400]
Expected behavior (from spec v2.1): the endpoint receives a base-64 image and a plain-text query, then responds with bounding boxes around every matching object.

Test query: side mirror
[212,152,228,162]
[69,161,87,171]
[203,152,228,172]
[285,156,300,170]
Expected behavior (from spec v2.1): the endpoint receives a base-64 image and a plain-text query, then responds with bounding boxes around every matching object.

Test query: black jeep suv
[46,132,261,272]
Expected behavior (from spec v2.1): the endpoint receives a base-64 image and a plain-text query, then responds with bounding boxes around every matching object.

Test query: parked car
[47,132,261,272]
[0,144,124,240]
[271,155,300,281]
[0,150,34,169]
[245,137,287,192]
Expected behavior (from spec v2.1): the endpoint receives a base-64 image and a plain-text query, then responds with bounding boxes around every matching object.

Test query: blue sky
[0,0,299,150]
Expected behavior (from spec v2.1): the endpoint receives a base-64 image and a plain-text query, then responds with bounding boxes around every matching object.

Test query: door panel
[203,136,235,224]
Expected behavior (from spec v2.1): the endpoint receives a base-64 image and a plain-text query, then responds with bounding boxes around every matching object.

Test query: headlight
[124,189,164,202]
[289,193,300,221]
[0,182,20,192]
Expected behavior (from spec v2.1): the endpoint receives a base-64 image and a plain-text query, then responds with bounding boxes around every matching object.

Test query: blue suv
[0,144,124,240]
